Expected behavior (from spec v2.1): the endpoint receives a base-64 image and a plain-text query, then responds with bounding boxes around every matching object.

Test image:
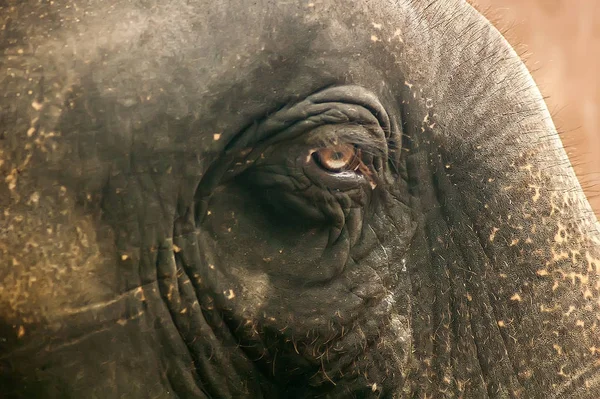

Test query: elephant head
[2,0,599,397]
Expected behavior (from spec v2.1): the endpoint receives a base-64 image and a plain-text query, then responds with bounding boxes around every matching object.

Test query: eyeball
[312,144,360,173]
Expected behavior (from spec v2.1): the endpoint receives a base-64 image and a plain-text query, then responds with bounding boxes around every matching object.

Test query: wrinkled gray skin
[2,0,600,397]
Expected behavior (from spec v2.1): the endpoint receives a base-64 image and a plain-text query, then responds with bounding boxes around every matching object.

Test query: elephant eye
[312,144,360,173]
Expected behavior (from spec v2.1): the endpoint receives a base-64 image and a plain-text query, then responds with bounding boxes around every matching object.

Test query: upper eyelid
[334,131,386,159]
[307,124,387,161]
[308,86,393,137]
[225,86,391,154]
[226,122,386,170]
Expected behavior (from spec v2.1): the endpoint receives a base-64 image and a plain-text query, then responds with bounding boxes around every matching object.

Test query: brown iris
[313,144,360,172]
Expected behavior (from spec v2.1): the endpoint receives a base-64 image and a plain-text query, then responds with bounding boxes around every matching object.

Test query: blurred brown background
[471,0,600,216]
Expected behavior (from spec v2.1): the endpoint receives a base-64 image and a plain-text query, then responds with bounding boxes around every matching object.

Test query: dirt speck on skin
[471,0,600,217]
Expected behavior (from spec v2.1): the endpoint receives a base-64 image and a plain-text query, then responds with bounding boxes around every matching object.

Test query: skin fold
[1,0,599,397]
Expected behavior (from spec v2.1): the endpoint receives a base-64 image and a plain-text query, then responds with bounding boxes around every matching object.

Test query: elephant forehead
[32,0,408,127]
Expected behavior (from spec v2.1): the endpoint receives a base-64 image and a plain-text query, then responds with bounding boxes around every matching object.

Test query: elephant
[1,0,599,397]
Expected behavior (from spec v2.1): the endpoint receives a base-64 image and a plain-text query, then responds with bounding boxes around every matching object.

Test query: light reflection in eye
[312,144,360,172]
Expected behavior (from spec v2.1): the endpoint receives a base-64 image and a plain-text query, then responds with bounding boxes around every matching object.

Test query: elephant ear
[396,0,600,395]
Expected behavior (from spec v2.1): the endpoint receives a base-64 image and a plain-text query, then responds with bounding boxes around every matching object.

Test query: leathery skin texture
[1,0,600,397]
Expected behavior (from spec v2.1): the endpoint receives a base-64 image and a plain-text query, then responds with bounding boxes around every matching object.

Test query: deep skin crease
[2,0,600,397]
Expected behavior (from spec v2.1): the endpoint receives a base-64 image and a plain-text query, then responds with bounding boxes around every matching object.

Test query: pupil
[332,151,344,160]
